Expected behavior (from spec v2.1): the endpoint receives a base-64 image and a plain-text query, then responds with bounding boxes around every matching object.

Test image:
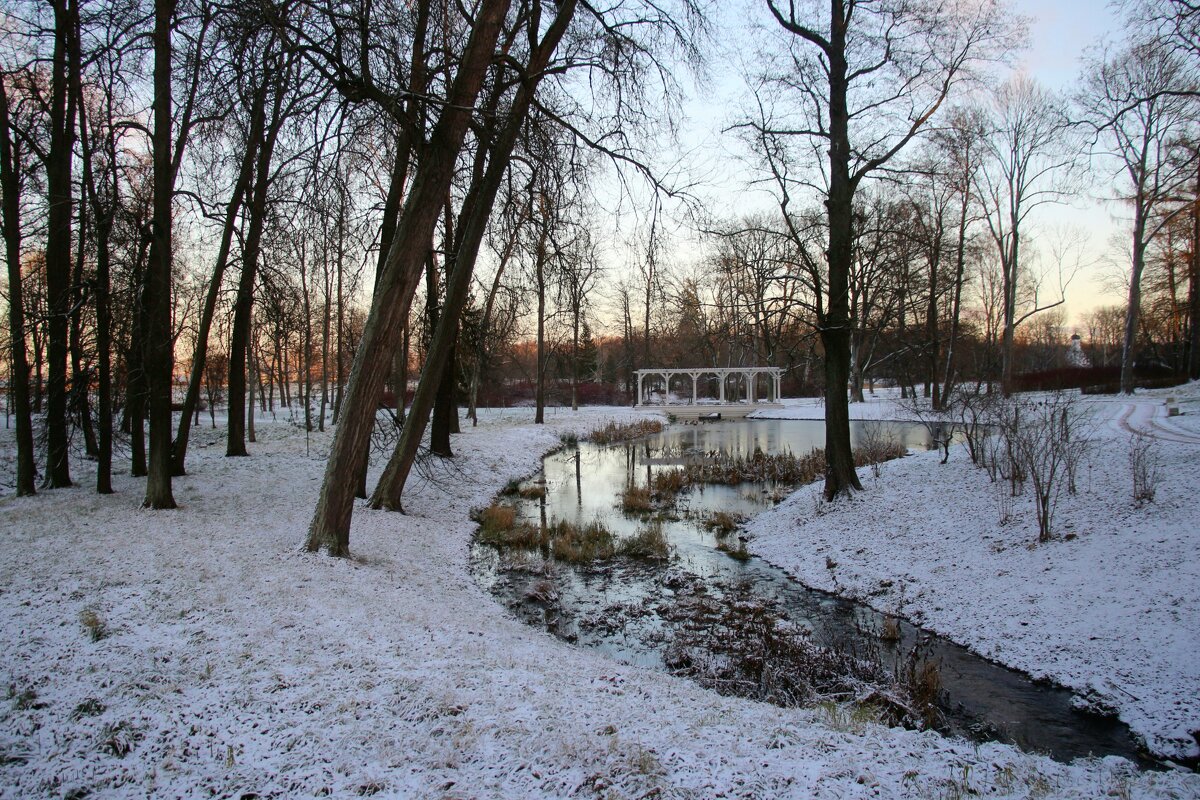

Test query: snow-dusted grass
[0,402,1197,797]
[747,383,1200,766]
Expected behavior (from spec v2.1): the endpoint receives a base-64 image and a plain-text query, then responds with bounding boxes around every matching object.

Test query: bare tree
[305,0,512,555]
[1079,38,1199,393]
[975,75,1078,394]
[754,0,1017,498]
[0,76,36,496]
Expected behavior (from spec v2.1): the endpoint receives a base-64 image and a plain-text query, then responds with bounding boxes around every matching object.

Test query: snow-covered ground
[748,385,1200,766]
[1,400,1198,798]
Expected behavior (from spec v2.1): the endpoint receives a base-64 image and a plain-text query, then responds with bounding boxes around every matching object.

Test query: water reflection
[472,419,1156,767]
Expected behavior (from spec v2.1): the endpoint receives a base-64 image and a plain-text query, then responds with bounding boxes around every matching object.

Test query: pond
[470,418,1156,768]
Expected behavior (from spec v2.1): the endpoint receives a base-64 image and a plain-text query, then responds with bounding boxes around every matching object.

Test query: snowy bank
[746,384,1200,765]
[1,404,1198,798]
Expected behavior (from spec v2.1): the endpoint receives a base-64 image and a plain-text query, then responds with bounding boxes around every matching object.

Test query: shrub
[1129,432,1161,505]
[856,421,905,477]
[992,392,1092,542]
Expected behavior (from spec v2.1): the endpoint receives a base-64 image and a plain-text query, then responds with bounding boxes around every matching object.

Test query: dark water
[471,419,1156,767]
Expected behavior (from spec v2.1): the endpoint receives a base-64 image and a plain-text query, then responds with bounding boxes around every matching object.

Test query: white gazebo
[633,367,784,418]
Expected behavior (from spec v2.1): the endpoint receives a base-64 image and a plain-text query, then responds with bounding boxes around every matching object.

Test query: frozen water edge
[0,403,1196,798]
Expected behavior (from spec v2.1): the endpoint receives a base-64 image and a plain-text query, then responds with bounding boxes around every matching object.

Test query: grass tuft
[620,486,655,513]
[617,522,671,560]
[80,609,108,642]
[547,519,615,564]
[701,511,746,537]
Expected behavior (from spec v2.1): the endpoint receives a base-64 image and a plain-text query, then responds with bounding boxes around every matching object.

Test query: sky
[621,0,1139,331]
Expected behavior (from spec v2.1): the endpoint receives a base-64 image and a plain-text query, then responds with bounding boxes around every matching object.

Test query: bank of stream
[469,418,1157,768]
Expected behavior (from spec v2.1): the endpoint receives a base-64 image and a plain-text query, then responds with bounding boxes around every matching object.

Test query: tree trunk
[0,80,37,496]
[1120,203,1148,395]
[77,82,116,494]
[368,2,575,508]
[1188,162,1200,381]
[306,0,511,555]
[821,3,862,499]
[143,0,177,509]
[228,78,284,456]
[941,191,970,404]
[43,0,77,489]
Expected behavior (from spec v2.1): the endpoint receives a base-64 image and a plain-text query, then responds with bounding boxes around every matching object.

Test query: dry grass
[716,539,750,561]
[547,520,616,563]
[586,418,665,445]
[651,469,688,495]
[475,504,545,549]
[880,616,902,642]
[79,609,108,642]
[617,522,671,560]
[476,503,516,531]
[517,484,547,500]
[684,449,826,486]
[701,511,746,537]
[620,486,655,513]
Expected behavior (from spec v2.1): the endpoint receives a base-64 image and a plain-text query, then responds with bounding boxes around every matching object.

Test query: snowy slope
[1,404,1197,798]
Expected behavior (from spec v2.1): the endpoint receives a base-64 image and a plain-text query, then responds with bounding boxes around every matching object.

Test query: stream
[470,418,1156,768]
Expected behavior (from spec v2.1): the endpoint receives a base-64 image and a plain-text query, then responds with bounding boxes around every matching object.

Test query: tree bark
[143,0,177,509]
[43,0,77,488]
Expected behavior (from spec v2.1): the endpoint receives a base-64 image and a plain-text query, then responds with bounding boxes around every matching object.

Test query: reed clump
[621,485,655,513]
[547,519,616,563]
[617,522,671,560]
[586,419,665,445]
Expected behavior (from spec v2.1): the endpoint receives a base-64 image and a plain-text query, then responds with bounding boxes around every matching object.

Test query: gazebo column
[719,372,726,403]
[691,373,697,404]
[748,372,756,403]
[635,372,643,406]
[662,373,670,404]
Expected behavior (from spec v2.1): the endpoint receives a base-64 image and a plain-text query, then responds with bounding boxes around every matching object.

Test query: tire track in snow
[1114,402,1200,445]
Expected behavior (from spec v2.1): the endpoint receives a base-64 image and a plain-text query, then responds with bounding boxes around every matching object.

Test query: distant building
[1066,333,1090,368]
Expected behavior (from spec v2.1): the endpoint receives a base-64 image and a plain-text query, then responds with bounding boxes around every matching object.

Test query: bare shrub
[1128,432,1161,505]
[947,387,996,466]
[996,482,1014,526]
[898,395,957,463]
[996,393,1092,542]
[857,420,904,477]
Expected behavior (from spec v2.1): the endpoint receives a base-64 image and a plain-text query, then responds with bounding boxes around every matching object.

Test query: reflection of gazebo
[634,367,784,408]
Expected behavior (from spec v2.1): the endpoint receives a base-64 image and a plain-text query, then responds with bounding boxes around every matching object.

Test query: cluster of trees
[2,0,1198,550]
